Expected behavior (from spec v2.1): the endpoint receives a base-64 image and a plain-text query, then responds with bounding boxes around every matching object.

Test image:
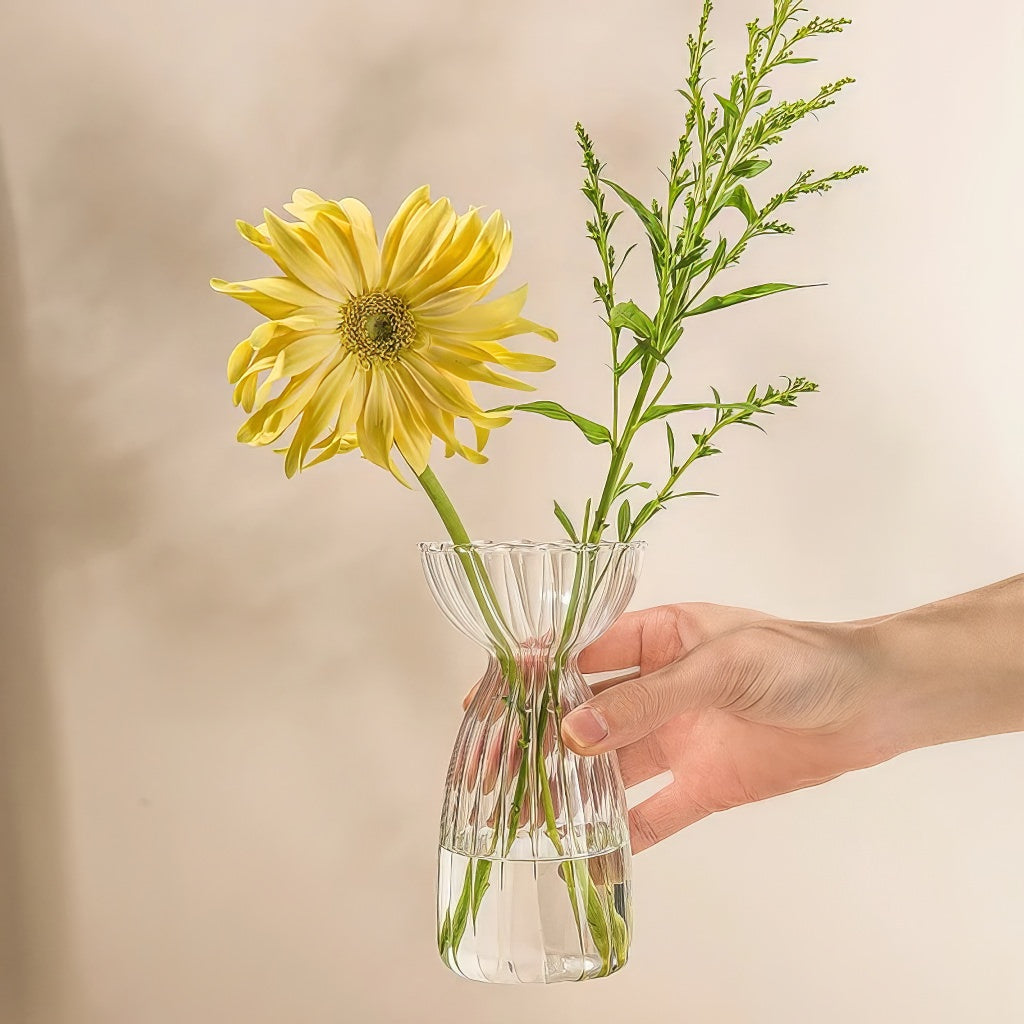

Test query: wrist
[864,575,1024,755]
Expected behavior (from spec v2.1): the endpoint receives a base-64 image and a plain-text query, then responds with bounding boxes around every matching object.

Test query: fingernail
[564,707,609,748]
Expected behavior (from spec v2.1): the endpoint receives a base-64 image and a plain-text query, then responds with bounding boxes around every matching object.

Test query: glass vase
[420,540,645,984]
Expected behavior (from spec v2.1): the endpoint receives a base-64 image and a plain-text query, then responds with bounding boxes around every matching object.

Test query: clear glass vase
[420,540,646,984]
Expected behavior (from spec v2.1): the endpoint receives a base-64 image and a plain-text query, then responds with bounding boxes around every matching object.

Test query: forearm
[865,574,1024,754]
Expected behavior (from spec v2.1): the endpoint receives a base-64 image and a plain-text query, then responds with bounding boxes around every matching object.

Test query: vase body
[420,540,645,984]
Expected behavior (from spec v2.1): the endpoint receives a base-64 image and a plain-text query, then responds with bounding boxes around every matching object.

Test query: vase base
[438,846,631,984]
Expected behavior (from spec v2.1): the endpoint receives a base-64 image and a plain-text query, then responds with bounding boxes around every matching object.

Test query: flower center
[339,292,416,365]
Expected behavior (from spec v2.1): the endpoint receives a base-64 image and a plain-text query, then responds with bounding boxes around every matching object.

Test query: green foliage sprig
[502,0,865,543]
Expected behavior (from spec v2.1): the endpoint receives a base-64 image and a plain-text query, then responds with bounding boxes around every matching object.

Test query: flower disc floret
[341,291,417,366]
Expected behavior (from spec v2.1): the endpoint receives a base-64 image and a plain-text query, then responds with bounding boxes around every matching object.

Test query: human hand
[563,603,898,853]
[563,574,1024,853]
[459,576,1024,854]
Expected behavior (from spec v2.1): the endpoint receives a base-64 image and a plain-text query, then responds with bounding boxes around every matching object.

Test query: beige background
[2,0,1023,1021]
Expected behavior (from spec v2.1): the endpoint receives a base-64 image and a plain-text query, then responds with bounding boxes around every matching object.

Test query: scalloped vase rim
[418,539,648,555]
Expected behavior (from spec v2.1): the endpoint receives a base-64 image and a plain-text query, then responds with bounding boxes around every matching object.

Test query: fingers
[578,609,651,673]
[578,602,768,675]
[587,669,641,695]
[563,635,748,755]
[615,734,668,789]
[629,783,711,854]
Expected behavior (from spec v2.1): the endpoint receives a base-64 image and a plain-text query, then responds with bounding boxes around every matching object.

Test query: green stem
[414,464,515,670]
[587,359,661,543]
[415,464,474,546]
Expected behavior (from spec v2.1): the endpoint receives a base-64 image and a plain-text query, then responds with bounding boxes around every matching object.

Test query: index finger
[578,609,651,673]
[579,603,769,675]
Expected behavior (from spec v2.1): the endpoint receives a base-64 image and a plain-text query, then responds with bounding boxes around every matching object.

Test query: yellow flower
[213,186,557,480]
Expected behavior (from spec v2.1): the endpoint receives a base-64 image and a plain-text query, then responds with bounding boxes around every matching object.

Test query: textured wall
[1,1,1022,1021]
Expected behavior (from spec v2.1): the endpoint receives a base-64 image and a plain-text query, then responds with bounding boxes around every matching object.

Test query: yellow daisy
[213,186,557,480]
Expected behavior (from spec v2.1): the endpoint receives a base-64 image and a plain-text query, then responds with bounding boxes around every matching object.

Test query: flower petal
[303,433,360,469]
[417,284,555,340]
[307,212,365,296]
[334,362,369,436]
[356,368,397,473]
[283,188,331,221]
[426,348,536,392]
[284,355,356,477]
[401,208,501,306]
[394,367,488,465]
[383,198,458,292]
[211,277,334,316]
[411,282,499,319]
[338,198,382,291]
[237,361,336,446]
[402,352,512,429]
[386,371,433,474]
[432,335,556,373]
[380,186,432,284]
[263,210,347,301]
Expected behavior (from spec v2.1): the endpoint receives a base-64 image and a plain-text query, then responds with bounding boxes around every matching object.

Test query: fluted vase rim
[418,539,648,556]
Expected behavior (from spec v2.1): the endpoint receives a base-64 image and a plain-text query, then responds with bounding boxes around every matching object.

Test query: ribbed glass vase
[420,540,645,984]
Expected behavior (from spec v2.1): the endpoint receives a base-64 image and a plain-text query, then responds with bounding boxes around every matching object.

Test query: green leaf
[438,910,452,956]
[471,859,492,925]
[633,497,665,530]
[732,158,772,179]
[615,345,644,378]
[714,92,741,122]
[709,236,728,272]
[667,491,718,500]
[641,400,757,425]
[618,480,651,496]
[602,178,667,249]
[448,861,475,954]
[616,334,667,378]
[553,500,579,542]
[736,419,768,434]
[752,88,773,106]
[721,185,758,225]
[683,282,817,318]
[495,401,612,446]
[781,56,817,64]
[666,422,676,469]
[616,500,632,541]
[609,301,656,341]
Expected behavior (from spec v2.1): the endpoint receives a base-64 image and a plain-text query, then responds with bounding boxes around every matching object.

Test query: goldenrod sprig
[500,0,864,543]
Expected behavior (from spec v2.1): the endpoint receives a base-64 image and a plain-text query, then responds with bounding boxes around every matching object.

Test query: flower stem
[414,463,515,674]
[415,464,474,546]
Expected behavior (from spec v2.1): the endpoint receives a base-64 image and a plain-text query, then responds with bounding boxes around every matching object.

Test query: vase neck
[420,541,645,654]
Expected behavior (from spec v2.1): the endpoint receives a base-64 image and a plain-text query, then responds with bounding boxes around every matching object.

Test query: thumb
[562,633,756,754]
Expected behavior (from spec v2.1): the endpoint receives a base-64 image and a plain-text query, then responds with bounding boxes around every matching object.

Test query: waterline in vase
[438,843,632,984]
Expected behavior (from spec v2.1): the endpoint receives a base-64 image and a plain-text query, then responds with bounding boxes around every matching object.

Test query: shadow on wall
[0,147,72,1023]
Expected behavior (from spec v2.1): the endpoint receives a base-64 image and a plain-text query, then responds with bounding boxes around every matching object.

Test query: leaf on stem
[609,301,657,341]
[684,282,819,318]
[492,401,613,446]
[714,92,741,123]
[721,184,758,225]
[553,500,580,542]
[602,179,668,249]
[616,500,632,541]
[640,400,757,425]
[731,157,772,178]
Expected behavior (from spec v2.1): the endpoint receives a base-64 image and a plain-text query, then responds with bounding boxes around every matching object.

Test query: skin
[557,574,1024,852]
[465,574,1024,854]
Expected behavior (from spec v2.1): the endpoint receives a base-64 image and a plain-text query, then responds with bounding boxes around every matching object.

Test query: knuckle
[603,678,669,735]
